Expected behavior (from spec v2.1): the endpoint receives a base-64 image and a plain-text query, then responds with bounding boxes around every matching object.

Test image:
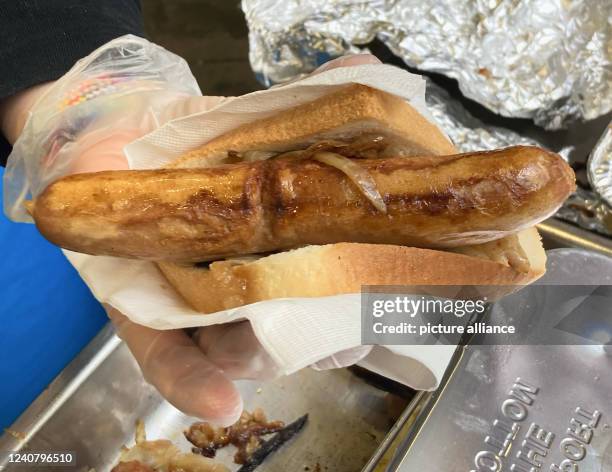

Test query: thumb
[271,53,382,88]
[60,95,232,175]
[68,129,135,174]
[107,307,243,426]
[158,95,232,124]
[195,322,281,381]
[313,53,382,73]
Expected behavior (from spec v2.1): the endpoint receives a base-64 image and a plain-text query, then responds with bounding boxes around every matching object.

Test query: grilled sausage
[30,146,575,262]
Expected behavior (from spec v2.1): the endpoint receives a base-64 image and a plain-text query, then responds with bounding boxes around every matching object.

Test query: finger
[272,53,382,88]
[64,95,232,175]
[141,94,233,128]
[69,129,136,174]
[310,345,373,371]
[166,95,231,119]
[107,307,243,426]
[195,322,280,381]
[313,54,382,73]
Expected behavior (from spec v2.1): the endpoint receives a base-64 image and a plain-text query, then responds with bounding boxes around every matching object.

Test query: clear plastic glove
[3,35,379,425]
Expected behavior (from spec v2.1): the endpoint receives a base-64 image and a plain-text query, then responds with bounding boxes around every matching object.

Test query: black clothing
[0,0,145,165]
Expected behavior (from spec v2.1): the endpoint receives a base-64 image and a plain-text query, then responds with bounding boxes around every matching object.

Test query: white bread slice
[169,84,456,168]
[157,228,546,314]
[157,84,546,313]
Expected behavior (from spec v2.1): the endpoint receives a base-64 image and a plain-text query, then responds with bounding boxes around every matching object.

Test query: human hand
[2,36,380,425]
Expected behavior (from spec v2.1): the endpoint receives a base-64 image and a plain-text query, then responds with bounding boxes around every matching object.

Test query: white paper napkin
[65,64,458,391]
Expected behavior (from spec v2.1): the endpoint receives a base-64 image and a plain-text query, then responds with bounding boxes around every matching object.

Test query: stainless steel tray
[0,324,403,472]
[365,220,612,471]
[1,217,609,472]
[387,344,612,471]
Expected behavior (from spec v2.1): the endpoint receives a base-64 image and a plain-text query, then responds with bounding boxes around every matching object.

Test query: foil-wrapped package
[556,187,612,237]
[242,0,611,129]
[425,81,556,153]
[426,81,611,236]
[588,123,612,208]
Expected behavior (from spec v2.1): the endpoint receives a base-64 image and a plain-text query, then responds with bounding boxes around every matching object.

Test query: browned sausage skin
[30,146,575,262]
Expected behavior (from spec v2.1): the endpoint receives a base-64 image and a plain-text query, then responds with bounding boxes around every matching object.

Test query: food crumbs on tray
[111,410,308,471]
[4,428,26,440]
[256,387,263,394]
[111,421,228,472]
[185,408,285,464]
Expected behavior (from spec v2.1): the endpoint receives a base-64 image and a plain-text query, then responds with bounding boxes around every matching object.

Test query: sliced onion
[380,142,418,158]
[313,151,387,213]
[241,150,278,162]
[135,419,146,444]
[274,149,308,160]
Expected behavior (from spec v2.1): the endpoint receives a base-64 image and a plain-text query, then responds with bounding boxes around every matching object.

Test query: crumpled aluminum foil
[425,81,611,236]
[556,187,612,236]
[588,122,612,207]
[242,0,611,130]
[425,81,555,153]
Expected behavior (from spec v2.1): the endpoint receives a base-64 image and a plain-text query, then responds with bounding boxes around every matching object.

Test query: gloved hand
[2,35,380,426]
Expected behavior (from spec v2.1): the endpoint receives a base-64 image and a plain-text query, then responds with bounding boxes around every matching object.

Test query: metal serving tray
[364,223,612,471]
[1,218,609,472]
[0,325,404,472]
